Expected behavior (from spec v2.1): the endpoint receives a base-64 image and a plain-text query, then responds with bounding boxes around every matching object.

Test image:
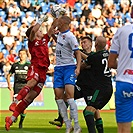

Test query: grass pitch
[0,110,132,133]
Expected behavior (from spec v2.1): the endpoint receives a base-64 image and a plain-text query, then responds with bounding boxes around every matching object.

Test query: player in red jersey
[5,15,58,131]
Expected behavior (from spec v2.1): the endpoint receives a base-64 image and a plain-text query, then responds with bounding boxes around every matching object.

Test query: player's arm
[7,73,12,91]
[108,53,118,69]
[29,15,48,42]
[47,18,58,40]
[80,51,88,60]
[74,50,81,76]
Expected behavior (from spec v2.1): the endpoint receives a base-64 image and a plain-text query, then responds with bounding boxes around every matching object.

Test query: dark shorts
[74,85,113,109]
[14,83,26,94]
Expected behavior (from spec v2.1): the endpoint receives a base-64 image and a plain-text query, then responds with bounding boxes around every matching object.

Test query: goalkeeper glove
[37,15,48,25]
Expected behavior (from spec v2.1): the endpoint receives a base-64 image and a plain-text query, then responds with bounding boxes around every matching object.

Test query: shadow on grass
[0,127,118,133]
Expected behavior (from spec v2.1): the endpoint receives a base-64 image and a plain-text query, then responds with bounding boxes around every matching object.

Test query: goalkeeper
[5,15,58,131]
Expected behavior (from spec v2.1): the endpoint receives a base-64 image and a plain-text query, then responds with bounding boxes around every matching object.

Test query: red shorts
[26,65,47,83]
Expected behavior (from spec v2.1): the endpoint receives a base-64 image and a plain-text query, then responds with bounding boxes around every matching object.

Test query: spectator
[106,12,115,27]
[81,1,91,19]
[31,0,42,17]
[3,31,15,51]
[20,0,32,13]
[5,15,13,27]
[19,22,28,43]
[6,49,17,64]
[0,51,6,74]
[91,4,102,19]
[22,12,34,26]
[8,2,21,22]
[3,61,11,79]
[10,21,19,37]
[0,22,8,37]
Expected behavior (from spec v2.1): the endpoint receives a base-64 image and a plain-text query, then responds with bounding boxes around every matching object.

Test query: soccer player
[53,16,81,133]
[6,48,30,129]
[49,36,104,133]
[108,24,133,133]
[76,36,113,133]
[5,15,58,131]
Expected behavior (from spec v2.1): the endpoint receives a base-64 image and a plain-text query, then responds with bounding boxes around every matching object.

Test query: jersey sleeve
[68,33,79,51]
[110,29,120,54]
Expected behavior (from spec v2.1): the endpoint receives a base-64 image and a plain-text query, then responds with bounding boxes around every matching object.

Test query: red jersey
[28,34,50,68]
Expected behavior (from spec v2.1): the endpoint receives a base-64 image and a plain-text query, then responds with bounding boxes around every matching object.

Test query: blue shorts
[53,65,76,89]
[115,81,133,122]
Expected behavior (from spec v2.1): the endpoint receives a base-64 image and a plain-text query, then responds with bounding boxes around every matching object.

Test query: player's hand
[75,68,80,77]
[38,15,48,25]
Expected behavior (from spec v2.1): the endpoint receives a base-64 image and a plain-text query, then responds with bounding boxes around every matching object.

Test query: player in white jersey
[53,16,81,133]
[108,24,133,133]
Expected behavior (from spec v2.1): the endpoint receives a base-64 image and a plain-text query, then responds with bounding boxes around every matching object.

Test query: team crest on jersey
[24,66,28,70]
[42,38,46,45]
[35,41,39,46]
[62,35,66,40]
[87,96,92,101]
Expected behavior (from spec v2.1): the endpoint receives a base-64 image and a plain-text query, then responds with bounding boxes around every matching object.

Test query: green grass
[0,111,132,133]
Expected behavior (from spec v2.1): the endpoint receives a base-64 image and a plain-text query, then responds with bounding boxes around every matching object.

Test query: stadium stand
[0,0,132,87]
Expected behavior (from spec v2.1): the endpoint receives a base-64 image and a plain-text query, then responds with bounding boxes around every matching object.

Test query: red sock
[12,99,29,118]
[16,86,31,101]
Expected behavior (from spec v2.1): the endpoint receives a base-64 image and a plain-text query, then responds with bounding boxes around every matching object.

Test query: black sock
[83,109,96,133]
[20,113,26,124]
[95,118,104,133]
[57,102,69,122]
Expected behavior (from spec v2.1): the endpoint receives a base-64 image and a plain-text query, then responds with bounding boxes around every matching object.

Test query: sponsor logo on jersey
[57,41,63,46]
[123,91,133,98]
[35,41,39,46]
[24,66,28,70]
[87,96,92,101]
[123,69,133,75]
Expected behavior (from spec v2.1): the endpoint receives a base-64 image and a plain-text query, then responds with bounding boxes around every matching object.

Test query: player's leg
[5,82,43,131]
[64,65,81,133]
[94,110,104,133]
[83,106,97,133]
[19,110,26,129]
[49,93,69,128]
[66,84,81,133]
[53,66,73,132]
[54,88,73,132]
[117,122,131,133]
[9,78,37,112]
[49,101,69,127]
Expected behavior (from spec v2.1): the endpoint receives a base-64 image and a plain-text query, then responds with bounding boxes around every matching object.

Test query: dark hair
[18,48,28,56]
[26,26,34,38]
[81,35,92,42]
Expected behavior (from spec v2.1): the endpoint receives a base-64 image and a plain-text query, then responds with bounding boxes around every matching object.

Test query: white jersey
[55,30,79,66]
[110,24,133,84]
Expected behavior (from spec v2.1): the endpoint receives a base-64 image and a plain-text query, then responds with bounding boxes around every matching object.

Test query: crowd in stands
[0,0,132,83]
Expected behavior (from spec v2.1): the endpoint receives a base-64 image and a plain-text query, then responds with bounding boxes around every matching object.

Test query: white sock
[67,98,80,128]
[11,116,16,122]
[56,99,71,128]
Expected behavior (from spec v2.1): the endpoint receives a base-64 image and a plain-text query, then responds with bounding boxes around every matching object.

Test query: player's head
[26,25,43,39]
[95,36,106,51]
[57,16,71,31]
[18,48,28,61]
[80,36,92,53]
